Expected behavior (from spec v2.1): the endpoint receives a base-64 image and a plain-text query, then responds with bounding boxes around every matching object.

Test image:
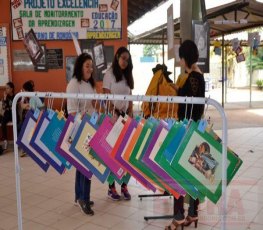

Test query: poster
[10,0,122,40]
[66,56,77,82]
[35,44,48,71]
[171,122,240,204]
[192,20,210,73]
[23,29,44,65]
[0,24,11,85]
[92,43,106,70]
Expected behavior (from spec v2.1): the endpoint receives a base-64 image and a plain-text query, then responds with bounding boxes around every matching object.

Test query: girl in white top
[103,46,134,117]
[103,46,134,201]
[66,53,95,216]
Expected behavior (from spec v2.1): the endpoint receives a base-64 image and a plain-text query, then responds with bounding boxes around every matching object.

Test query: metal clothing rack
[139,193,174,221]
[12,92,228,230]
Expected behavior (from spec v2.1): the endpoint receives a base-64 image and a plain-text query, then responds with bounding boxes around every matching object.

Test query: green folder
[128,118,166,191]
[154,121,205,201]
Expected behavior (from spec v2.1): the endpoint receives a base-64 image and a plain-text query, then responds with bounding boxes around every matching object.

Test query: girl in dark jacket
[166,40,205,230]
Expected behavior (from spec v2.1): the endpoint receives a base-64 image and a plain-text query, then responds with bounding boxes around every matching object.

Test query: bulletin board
[0,23,12,86]
[10,0,122,40]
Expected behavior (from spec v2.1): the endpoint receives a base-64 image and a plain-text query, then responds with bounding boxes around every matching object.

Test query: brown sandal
[165,219,185,230]
[184,215,198,228]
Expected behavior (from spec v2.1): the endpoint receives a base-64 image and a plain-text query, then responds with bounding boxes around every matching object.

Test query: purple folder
[89,116,126,179]
[17,110,50,172]
[115,118,156,192]
[55,115,92,179]
[30,110,65,174]
[142,120,186,196]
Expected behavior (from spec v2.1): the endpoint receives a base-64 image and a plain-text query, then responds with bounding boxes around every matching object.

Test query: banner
[11,0,122,40]
[0,24,11,86]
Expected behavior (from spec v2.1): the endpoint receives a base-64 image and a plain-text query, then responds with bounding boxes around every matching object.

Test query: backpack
[141,69,178,119]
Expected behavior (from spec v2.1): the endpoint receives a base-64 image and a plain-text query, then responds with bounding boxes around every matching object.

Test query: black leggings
[1,111,12,140]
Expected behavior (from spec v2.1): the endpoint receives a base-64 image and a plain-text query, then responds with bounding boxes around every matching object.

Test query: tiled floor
[0,127,263,230]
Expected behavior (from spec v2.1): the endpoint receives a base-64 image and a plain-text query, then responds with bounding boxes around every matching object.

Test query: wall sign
[0,24,11,86]
[13,49,34,71]
[46,48,63,69]
[10,0,122,40]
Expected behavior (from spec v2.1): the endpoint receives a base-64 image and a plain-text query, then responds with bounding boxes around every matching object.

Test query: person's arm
[103,70,117,114]
[127,90,133,117]
[66,79,80,114]
[103,87,115,114]
[91,99,105,113]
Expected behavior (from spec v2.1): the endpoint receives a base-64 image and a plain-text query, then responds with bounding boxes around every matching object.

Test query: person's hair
[73,53,95,88]
[112,46,134,89]
[6,81,15,93]
[201,142,210,153]
[179,40,199,68]
[23,80,35,92]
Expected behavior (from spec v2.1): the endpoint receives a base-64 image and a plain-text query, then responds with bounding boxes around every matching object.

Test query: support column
[180,0,193,41]
[180,0,202,42]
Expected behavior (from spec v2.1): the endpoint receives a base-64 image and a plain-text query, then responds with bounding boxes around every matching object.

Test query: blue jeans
[75,170,91,202]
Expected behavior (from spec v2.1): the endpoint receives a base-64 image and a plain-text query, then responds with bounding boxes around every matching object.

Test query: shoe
[89,200,94,206]
[121,186,131,200]
[165,219,185,230]
[77,200,94,216]
[108,188,121,201]
[3,140,8,150]
[184,215,198,228]
[74,199,94,207]
[20,151,27,157]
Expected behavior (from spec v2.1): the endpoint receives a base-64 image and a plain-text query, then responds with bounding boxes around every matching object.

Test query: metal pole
[252,46,253,108]
[162,27,165,64]
[12,95,23,230]
[222,34,225,107]
[225,47,228,103]
[221,103,228,230]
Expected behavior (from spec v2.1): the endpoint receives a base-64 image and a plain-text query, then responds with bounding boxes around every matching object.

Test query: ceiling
[128,0,263,45]
[127,0,166,25]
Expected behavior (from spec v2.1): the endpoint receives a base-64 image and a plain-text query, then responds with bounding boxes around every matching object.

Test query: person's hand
[21,103,30,110]
[170,83,178,91]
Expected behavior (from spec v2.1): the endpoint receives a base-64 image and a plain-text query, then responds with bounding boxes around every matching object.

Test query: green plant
[143,44,161,57]
[256,79,263,89]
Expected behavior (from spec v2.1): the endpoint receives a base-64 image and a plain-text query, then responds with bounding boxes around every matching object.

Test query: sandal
[184,215,198,228]
[165,219,185,230]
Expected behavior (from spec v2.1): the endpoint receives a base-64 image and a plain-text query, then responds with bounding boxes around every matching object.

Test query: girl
[1,82,15,150]
[103,46,134,201]
[166,40,205,230]
[66,53,96,215]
